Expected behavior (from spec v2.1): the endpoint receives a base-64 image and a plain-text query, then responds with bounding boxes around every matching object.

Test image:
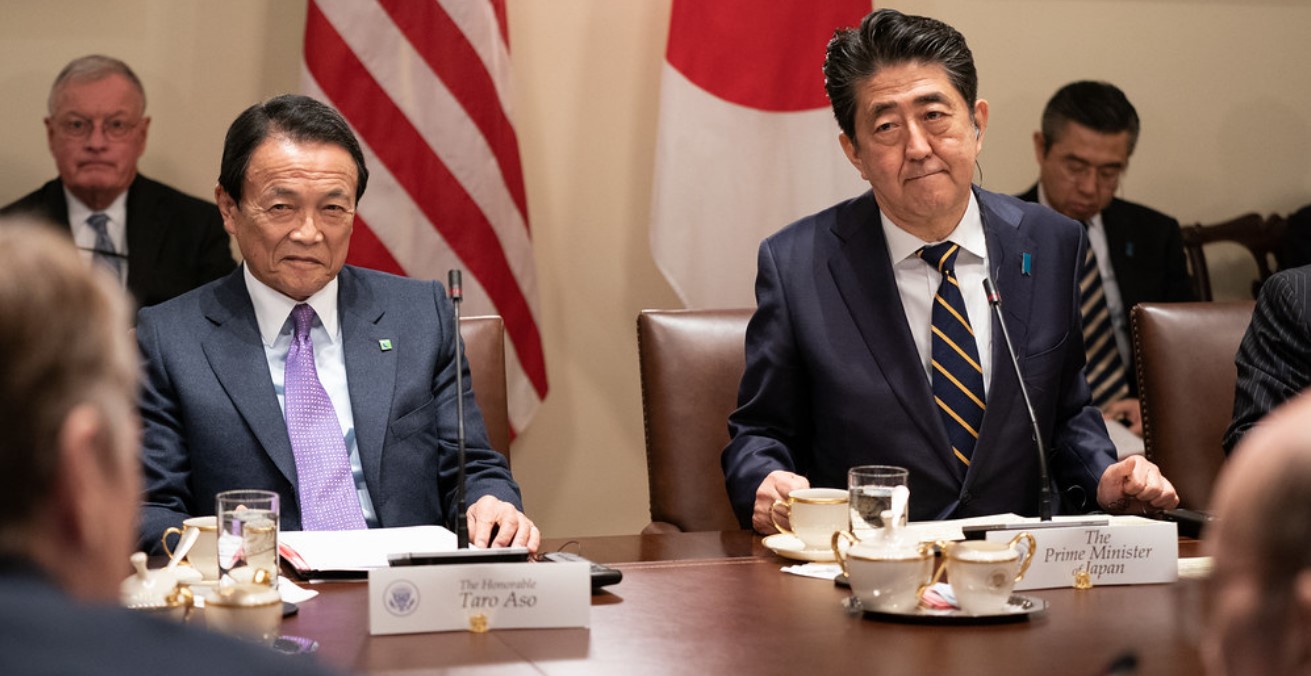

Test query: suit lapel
[200,270,299,487]
[826,194,952,464]
[338,268,395,495]
[968,190,1035,482]
[124,177,169,296]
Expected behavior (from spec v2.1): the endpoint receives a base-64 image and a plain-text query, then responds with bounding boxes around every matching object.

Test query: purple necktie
[285,304,366,530]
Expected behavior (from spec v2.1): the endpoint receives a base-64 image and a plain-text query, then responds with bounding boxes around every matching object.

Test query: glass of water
[216,490,280,587]
[848,465,909,539]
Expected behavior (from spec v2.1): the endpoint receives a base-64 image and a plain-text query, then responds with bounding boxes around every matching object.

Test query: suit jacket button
[960,491,972,504]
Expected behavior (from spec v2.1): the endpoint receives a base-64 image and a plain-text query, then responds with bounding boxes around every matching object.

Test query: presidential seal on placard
[384,580,420,617]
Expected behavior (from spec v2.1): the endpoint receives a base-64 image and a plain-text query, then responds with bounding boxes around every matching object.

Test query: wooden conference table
[283,530,1205,675]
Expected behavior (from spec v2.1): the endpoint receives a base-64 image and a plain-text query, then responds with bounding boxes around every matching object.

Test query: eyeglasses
[55,115,141,141]
[1058,158,1124,187]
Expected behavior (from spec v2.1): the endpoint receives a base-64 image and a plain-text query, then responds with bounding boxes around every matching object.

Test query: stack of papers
[280,525,456,579]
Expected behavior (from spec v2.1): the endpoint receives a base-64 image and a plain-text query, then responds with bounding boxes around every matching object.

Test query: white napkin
[780,563,843,580]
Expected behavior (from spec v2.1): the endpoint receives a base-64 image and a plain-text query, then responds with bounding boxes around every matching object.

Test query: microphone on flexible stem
[982,279,1053,521]
[449,270,469,548]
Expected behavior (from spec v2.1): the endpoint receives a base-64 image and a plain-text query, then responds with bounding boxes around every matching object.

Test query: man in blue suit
[722,9,1178,533]
[138,95,537,552]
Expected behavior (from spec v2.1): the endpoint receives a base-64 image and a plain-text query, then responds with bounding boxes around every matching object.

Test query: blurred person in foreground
[137,95,537,553]
[722,8,1178,533]
[0,220,332,675]
[1207,392,1311,675]
[1,54,234,309]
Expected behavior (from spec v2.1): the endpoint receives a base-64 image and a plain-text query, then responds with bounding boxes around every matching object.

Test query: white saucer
[763,534,838,562]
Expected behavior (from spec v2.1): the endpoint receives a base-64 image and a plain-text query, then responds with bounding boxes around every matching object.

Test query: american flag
[302,0,547,434]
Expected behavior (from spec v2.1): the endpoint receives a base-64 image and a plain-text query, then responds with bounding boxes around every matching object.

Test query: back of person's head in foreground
[1207,393,1311,675]
[0,220,138,602]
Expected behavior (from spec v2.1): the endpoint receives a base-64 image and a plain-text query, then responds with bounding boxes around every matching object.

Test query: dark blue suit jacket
[0,557,337,675]
[722,188,1116,526]
[1018,185,1194,395]
[0,175,235,309]
[137,265,522,552]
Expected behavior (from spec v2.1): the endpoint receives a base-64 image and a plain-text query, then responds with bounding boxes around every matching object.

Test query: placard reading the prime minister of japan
[986,516,1178,591]
[368,561,589,635]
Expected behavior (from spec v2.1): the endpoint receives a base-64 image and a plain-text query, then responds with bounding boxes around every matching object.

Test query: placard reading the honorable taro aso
[368,561,589,635]
[986,517,1178,590]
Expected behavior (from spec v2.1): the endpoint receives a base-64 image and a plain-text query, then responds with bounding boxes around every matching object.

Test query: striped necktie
[285,304,367,530]
[86,213,123,281]
[1078,230,1129,407]
[919,242,986,470]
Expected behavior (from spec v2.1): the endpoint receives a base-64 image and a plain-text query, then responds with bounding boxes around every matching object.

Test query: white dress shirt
[244,265,379,527]
[881,191,993,395]
[65,187,128,285]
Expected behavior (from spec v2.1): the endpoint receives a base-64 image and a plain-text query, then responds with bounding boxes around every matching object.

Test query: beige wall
[2,1,1309,537]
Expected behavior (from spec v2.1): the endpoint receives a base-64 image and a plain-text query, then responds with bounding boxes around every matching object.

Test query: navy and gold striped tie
[919,242,985,469]
[1078,235,1129,407]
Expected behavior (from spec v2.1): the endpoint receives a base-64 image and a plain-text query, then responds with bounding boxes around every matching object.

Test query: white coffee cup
[832,531,933,612]
[772,488,849,550]
[936,532,1037,614]
[162,516,219,581]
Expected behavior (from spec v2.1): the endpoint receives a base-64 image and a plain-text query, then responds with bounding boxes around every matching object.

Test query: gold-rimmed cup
[771,488,848,550]
[930,532,1037,614]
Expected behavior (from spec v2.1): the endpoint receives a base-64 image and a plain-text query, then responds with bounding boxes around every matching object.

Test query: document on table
[280,525,456,579]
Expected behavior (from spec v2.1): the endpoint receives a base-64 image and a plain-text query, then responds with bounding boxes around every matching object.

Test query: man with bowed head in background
[722,8,1179,534]
[1,55,235,309]
[138,95,538,553]
[0,221,335,675]
[1019,81,1193,437]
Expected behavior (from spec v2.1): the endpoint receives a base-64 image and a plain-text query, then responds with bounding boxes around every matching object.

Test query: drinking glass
[216,490,280,587]
[848,465,909,539]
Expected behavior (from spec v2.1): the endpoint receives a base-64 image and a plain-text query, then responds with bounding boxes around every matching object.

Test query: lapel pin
[1125,242,1134,257]
[1021,252,1032,276]
[378,339,393,352]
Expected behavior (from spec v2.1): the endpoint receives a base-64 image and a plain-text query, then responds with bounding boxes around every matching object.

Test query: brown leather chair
[637,309,753,533]
[1131,301,1254,510]
[460,315,511,464]
[1181,213,1287,301]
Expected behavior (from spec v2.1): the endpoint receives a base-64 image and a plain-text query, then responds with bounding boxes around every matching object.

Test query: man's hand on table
[468,495,541,553]
[1097,455,1180,515]
[753,470,811,534]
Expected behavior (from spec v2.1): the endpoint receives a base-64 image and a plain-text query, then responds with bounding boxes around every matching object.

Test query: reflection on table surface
[282,531,1206,675]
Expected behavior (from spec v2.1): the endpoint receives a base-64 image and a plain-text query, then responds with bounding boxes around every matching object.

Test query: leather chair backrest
[1132,302,1253,510]
[460,315,510,464]
[637,309,753,533]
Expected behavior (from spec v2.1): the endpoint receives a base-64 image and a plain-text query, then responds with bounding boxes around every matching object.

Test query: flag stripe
[378,0,529,219]
[305,3,546,397]
[345,214,406,277]
[303,0,548,432]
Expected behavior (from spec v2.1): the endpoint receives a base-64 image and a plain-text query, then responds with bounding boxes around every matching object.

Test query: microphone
[982,279,1053,521]
[449,269,469,548]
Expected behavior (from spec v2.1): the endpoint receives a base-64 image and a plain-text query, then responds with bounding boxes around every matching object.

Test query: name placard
[986,517,1178,590]
[368,561,590,635]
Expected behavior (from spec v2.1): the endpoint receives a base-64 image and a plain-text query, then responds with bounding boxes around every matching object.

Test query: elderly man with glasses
[1,54,234,310]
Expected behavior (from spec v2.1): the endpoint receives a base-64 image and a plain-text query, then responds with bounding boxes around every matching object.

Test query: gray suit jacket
[137,265,521,552]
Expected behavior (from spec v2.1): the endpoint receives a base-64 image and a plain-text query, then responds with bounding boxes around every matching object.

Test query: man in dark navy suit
[722,9,1178,533]
[1019,81,1193,435]
[137,95,537,553]
[1,55,234,309]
